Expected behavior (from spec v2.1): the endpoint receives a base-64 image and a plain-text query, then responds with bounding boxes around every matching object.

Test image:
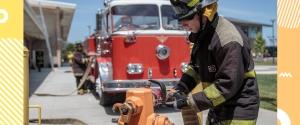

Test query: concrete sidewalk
[29,67,276,125]
[255,65,277,74]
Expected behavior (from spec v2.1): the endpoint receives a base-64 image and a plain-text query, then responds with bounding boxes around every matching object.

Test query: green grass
[257,74,277,111]
[254,58,277,65]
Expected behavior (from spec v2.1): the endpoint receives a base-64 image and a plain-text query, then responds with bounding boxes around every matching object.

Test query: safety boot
[78,89,85,95]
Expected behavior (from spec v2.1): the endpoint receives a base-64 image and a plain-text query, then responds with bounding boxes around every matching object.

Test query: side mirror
[96,12,102,32]
[104,0,108,7]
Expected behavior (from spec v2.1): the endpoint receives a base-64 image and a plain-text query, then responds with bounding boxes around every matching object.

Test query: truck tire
[98,80,113,106]
[99,91,112,106]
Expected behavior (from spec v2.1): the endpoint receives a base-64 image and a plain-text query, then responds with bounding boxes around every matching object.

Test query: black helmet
[75,43,83,51]
[75,43,82,48]
[170,0,218,21]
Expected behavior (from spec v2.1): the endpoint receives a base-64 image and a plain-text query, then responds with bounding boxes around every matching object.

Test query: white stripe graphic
[278,0,300,28]
[278,108,291,125]
[279,72,293,78]
[0,38,23,125]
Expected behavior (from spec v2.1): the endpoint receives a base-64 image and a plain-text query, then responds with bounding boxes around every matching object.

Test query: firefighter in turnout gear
[169,0,260,124]
[72,43,89,95]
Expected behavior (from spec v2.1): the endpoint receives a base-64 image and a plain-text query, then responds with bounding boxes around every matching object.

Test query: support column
[38,1,54,69]
[56,7,62,67]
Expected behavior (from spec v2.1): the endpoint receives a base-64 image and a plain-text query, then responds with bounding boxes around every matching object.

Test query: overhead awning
[26,0,76,41]
[24,0,45,39]
[24,0,76,68]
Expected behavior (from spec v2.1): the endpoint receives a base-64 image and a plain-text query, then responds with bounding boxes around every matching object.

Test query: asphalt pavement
[29,66,276,125]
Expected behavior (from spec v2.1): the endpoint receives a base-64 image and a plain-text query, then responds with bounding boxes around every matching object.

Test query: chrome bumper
[101,79,180,93]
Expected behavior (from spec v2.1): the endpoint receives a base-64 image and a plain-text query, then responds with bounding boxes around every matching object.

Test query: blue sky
[56,0,277,46]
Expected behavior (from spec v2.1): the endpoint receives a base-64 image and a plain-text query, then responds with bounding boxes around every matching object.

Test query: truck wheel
[99,91,112,106]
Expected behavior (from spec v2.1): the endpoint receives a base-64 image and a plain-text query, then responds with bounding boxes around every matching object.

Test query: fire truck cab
[95,0,191,106]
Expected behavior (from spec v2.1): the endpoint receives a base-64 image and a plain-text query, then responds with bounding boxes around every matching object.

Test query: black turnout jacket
[176,14,260,123]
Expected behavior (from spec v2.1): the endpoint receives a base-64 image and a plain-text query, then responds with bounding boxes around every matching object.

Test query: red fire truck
[86,0,191,106]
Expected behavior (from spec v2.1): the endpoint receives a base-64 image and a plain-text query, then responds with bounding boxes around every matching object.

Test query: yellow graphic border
[0,39,24,125]
[0,0,24,125]
[278,0,300,125]
[0,0,300,125]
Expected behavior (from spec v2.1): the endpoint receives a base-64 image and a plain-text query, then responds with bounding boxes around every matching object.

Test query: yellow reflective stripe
[244,70,256,78]
[191,82,212,94]
[191,83,203,94]
[196,112,203,124]
[202,82,211,89]
[216,120,256,125]
[203,84,225,106]
[187,0,199,7]
[184,66,200,84]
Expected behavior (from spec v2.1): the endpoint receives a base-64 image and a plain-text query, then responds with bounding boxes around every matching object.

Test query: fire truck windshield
[161,5,184,30]
[112,4,159,31]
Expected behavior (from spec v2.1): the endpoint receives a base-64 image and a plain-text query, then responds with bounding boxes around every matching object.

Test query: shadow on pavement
[29,68,51,97]
[104,106,120,116]
[29,118,87,125]
[154,106,181,113]
[91,91,100,100]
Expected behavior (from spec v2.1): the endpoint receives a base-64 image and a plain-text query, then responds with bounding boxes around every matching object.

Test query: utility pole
[88,25,91,36]
[271,19,276,65]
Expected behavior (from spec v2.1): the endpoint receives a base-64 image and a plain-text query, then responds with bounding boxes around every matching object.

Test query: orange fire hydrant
[113,88,173,125]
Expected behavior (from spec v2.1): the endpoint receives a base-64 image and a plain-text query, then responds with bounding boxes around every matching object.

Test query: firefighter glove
[173,81,190,94]
[173,92,188,109]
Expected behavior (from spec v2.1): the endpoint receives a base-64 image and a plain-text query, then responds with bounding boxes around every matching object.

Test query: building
[24,0,76,68]
[225,16,273,48]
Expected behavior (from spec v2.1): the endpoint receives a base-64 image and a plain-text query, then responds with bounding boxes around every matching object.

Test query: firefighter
[36,51,43,72]
[72,43,89,95]
[118,15,139,31]
[169,0,260,124]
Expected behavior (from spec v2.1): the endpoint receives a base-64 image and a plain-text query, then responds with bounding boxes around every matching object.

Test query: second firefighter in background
[72,43,98,95]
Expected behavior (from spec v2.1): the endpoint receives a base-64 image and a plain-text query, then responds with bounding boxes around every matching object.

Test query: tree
[254,32,266,58]
[65,43,75,52]
[62,43,75,63]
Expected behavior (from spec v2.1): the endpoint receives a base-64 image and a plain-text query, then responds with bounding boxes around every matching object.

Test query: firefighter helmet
[75,43,83,51]
[75,43,83,48]
[170,0,218,21]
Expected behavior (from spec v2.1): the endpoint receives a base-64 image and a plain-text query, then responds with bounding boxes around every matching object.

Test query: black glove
[173,92,188,109]
[173,81,189,94]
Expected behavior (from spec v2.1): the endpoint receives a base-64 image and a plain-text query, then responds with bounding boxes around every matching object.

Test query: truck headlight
[99,62,112,82]
[127,63,143,74]
[180,62,189,72]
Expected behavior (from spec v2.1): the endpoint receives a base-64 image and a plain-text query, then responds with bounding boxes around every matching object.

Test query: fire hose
[34,56,96,97]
